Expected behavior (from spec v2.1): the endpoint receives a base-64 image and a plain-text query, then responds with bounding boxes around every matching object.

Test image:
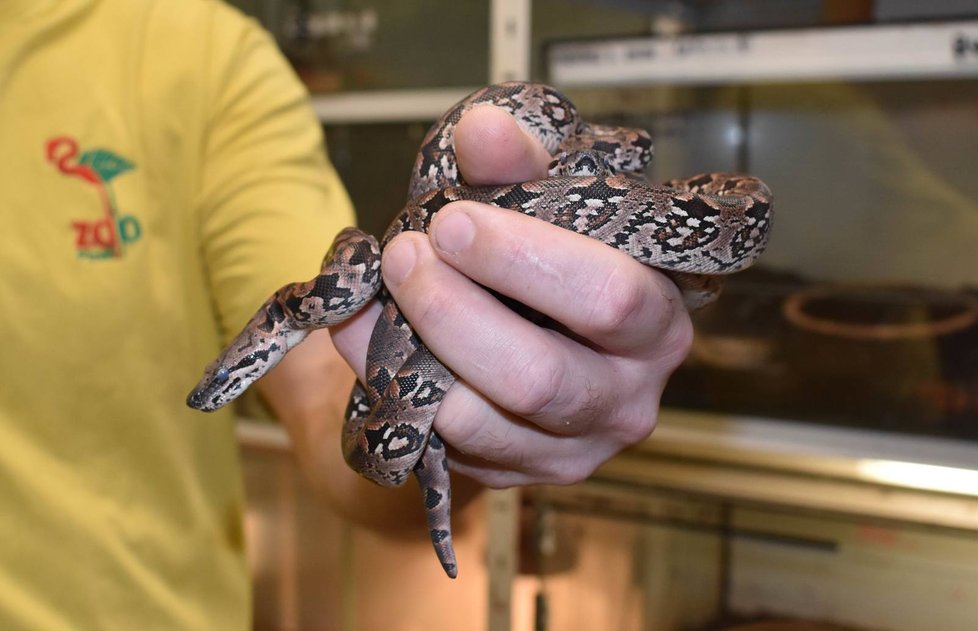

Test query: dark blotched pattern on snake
[186,82,773,578]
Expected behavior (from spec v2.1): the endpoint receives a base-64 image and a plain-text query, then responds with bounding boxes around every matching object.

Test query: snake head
[186,326,305,411]
[548,149,619,178]
[186,361,242,412]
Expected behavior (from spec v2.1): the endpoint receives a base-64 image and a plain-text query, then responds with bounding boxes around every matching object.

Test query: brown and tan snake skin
[187,82,774,578]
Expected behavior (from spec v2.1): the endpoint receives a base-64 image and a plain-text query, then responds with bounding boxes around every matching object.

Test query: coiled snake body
[187,82,773,578]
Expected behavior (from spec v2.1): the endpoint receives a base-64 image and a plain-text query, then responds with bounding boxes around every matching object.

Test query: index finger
[428,202,690,356]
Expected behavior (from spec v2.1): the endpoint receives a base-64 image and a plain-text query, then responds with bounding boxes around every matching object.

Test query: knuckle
[586,266,649,334]
[612,409,658,446]
[664,311,695,367]
[497,231,539,287]
[406,280,461,331]
[450,413,529,469]
[478,475,515,491]
[505,353,567,419]
[543,460,597,487]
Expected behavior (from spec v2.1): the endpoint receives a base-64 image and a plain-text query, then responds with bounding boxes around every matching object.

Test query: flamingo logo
[46,136,142,259]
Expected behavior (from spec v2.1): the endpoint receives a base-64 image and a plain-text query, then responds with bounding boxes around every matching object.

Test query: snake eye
[215,367,230,384]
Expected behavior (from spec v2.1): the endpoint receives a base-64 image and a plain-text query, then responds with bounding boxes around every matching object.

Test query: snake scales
[187,82,773,578]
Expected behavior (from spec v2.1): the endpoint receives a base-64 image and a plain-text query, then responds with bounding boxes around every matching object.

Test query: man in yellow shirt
[0,0,694,628]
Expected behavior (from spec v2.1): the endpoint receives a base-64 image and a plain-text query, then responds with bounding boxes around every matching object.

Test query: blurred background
[226,1,978,629]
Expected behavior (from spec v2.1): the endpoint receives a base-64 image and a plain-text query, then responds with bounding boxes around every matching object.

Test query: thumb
[454,105,552,186]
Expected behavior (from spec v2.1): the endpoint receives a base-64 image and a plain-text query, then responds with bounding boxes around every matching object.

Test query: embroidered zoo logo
[46,136,142,259]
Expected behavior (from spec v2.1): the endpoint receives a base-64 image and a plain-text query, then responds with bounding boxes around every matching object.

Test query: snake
[186,82,773,579]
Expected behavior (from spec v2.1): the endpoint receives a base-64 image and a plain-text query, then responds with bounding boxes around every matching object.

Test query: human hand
[331,105,693,488]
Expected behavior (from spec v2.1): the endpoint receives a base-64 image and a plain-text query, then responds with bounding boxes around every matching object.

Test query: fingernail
[382,237,416,287]
[432,208,475,254]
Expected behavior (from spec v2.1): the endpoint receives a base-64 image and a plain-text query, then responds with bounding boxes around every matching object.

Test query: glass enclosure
[226,1,978,629]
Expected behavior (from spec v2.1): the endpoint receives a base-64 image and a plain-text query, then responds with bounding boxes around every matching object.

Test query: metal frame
[311,87,476,124]
[486,3,531,630]
[591,409,978,533]
[548,20,978,86]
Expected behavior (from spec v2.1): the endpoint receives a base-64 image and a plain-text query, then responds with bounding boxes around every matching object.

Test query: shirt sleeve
[195,4,356,340]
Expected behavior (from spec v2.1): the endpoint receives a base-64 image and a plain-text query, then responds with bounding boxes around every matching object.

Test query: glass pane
[530,486,978,631]
[231,0,489,91]
[642,80,978,442]
[324,121,432,237]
